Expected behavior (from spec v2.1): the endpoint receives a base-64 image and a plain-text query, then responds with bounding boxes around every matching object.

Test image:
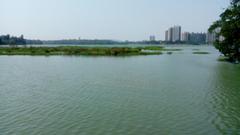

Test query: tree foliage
[209,0,240,61]
[0,35,26,45]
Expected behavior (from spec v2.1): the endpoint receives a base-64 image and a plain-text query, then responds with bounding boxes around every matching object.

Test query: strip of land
[0,46,170,56]
[192,51,210,54]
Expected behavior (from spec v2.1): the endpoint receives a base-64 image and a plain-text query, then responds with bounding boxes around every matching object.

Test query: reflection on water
[0,46,239,135]
[209,63,240,134]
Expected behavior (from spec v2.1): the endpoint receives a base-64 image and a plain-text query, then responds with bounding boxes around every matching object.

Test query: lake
[0,45,240,135]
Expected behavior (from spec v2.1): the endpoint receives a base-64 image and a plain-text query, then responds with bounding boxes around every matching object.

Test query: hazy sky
[0,0,229,40]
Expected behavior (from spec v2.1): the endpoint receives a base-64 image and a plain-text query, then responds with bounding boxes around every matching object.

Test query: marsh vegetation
[0,46,167,56]
[193,51,210,54]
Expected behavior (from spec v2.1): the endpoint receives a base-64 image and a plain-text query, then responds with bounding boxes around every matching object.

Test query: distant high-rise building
[165,26,181,42]
[172,26,181,42]
[181,32,190,42]
[206,33,216,44]
[165,27,173,42]
[168,27,173,42]
[189,32,206,44]
[149,35,156,41]
[165,30,169,41]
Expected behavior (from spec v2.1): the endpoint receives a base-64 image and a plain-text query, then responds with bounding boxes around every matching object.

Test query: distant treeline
[0,34,43,45]
[26,39,43,45]
[42,39,124,45]
[0,35,26,45]
[42,39,161,45]
[0,35,161,45]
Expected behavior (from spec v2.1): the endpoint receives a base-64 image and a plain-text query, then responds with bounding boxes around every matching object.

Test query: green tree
[209,0,240,62]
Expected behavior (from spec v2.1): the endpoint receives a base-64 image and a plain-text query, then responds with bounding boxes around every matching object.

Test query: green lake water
[0,46,240,135]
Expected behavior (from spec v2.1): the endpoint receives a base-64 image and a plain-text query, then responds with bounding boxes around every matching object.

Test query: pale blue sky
[0,0,229,40]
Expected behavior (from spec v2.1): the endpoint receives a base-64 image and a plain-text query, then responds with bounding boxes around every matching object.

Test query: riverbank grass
[193,51,210,54]
[0,46,166,56]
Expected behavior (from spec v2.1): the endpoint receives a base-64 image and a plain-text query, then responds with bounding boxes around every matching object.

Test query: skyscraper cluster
[149,35,156,41]
[206,33,217,44]
[188,32,206,44]
[165,26,181,42]
[165,25,217,44]
[181,32,190,42]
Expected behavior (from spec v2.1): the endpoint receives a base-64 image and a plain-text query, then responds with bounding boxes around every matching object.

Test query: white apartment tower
[172,26,181,42]
[165,26,181,42]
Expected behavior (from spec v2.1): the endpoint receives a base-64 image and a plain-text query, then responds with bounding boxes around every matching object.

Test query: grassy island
[0,46,167,56]
[192,51,210,54]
